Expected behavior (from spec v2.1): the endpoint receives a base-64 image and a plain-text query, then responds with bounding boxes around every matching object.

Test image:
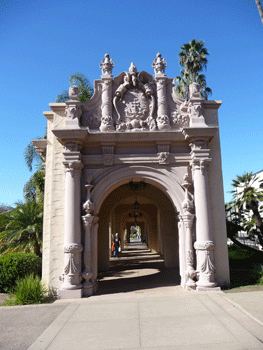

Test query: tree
[227,172,263,251]
[175,39,212,99]
[0,200,43,257]
[55,73,93,103]
[255,0,263,25]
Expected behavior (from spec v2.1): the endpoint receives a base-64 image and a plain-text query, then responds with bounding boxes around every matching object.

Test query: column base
[196,286,221,292]
[83,282,94,297]
[59,288,83,299]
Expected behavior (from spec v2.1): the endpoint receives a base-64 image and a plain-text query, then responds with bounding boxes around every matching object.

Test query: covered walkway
[97,242,180,295]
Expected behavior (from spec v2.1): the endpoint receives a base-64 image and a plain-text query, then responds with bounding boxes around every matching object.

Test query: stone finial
[152,52,167,74]
[129,62,137,75]
[100,53,114,75]
[69,85,79,101]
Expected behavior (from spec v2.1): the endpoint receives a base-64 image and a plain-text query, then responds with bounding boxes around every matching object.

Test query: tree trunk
[255,0,263,25]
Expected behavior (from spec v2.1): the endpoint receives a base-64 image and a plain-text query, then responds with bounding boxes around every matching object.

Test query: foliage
[23,170,45,202]
[228,172,263,249]
[0,200,43,257]
[3,274,47,305]
[55,72,93,103]
[175,39,211,99]
[0,252,41,292]
[227,244,263,288]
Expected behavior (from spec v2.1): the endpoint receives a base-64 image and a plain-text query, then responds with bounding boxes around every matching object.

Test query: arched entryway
[91,166,184,294]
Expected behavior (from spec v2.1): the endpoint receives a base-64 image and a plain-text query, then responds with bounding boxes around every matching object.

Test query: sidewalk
[1,242,263,350]
[26,289,263,350]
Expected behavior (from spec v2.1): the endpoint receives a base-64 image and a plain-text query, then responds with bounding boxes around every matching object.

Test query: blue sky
[1,0,262,206]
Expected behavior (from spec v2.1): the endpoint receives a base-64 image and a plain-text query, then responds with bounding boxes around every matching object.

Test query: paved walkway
[1,242,263,350]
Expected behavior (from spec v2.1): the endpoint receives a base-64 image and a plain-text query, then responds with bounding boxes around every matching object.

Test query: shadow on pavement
[96,242,180,295]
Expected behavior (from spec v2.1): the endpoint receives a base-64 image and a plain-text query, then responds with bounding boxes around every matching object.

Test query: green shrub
[0,252,41,292]
[15,274,46,305]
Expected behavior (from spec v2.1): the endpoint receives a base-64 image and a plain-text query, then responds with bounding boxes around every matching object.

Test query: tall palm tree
[255,0,263,25]
[55,73,93,103]
[0,200,43,257]
[178,39,209,82]
[175,39,211,99]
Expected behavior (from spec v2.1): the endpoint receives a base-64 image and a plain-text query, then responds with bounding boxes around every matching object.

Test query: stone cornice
[43,111,54,121]
[49,103,66,112]
[85,130,185,143]
[203,100,222,110]
[52,129,88,146]
[182,127,219,143]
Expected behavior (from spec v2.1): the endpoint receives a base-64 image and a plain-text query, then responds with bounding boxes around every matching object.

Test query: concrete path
[1,243,263,350]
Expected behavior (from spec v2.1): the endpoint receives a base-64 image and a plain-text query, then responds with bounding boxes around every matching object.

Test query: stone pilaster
[190,141,218,290]
[60,142,83,298]
[100,53,114,132]
[152,53,170,131]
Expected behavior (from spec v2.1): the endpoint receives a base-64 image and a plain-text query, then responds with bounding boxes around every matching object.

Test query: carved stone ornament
[69,85,79,101]
[171,111,189,127]
[83,177,94,216]
[100,53,114,75]
[152,52,167,74]
[158,152,169,164]
[189,82,202,99]
[63,244,83,285]
[113,63,156,132]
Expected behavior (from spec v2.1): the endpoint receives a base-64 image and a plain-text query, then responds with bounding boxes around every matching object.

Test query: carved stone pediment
[113,64,156,132]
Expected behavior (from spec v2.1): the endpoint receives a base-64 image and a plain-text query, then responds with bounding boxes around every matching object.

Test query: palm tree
[55,73,93,103]
[229,172,263,249]
[0,200,43,257]
[175,39,211,99]
[255,0,263,25]
[178,39,209,82]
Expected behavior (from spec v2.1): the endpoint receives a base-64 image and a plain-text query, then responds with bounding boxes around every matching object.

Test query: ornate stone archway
[39,53,230,298]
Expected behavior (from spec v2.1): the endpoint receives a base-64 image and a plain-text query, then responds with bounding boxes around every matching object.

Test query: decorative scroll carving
[100,53,114,75]
[152,52,167,74]
[113,63,156,132]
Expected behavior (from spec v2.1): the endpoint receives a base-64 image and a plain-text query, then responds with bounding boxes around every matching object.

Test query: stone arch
[91,165,185,216]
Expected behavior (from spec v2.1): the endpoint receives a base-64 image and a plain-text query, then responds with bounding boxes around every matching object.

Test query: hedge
[0,252,42,292]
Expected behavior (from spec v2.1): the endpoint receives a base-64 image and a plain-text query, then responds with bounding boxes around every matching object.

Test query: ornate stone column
[59,142,83,298]
[82,176,94,296]
[181,170,196,289]
[99,53,115,132]
[190,140,218,290]
[152,53,170,131]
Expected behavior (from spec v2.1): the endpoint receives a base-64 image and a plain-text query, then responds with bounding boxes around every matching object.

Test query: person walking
[113,233,121,257]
